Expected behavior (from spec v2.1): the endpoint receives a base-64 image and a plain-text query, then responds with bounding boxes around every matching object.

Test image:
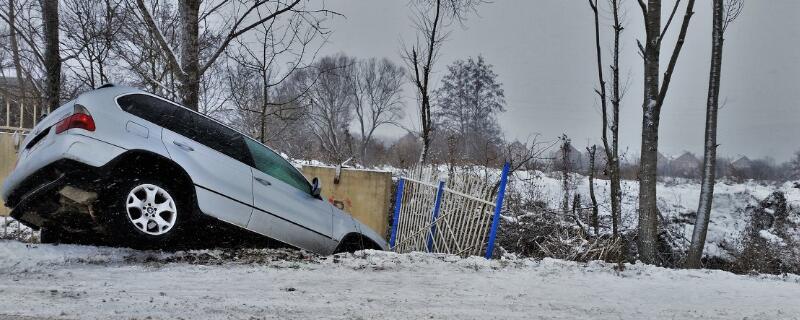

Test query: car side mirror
[311,177,322,199]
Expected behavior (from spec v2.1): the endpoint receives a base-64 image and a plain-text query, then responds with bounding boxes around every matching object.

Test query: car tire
[101,177,191,249]
[39,227,59,244]
[334,234,379,253]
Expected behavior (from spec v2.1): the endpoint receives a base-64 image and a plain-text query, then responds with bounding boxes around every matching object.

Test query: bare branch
[657,0,696,108]
[659,0,682,46]
[134,0,185,78]
[200,0,306,74]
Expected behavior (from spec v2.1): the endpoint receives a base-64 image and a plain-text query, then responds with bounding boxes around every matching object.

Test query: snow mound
[3,240,799,283]
[2,240,800,319]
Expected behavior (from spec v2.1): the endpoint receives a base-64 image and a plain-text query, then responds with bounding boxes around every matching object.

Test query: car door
[160,103,254,228]
[243,138,337,253]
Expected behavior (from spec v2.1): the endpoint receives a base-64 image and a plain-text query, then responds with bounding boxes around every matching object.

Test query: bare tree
[0,0,46,112]
[293,54,355,164]
[351,57,405,166]
[61,0,122,89]
[6,0,26,95]
[133,0,332,111]
[589,0,624,238]
[686,0,743,268]
[114,0,180,98]
[225,7,323,143]
[607,0,625,239]
[636,0,696,265]
[387,132,422,168]
[401,0,484,164]
[790,151,800,181]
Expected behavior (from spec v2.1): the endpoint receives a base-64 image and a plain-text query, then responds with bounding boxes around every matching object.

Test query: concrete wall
[0,133,21,216]
[301,166,392,239]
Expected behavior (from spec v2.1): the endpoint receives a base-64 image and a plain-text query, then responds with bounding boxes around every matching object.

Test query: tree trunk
[608,0,623,239]
[8,0,26,99]
[561,136,571,215]
[361,133,371,167]
[637,0,663,265]
[42,0,61,111]
[178,0,201,111]
[587,145,599,235]
[419,121,431,164]
[260,69,269,143]
[686,0,724,268]
[590,0,622,238]
[100,0,113,85]
[638,0,696,265]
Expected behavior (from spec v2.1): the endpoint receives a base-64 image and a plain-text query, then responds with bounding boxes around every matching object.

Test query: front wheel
[102,178,189,249]
[39,227,60,244]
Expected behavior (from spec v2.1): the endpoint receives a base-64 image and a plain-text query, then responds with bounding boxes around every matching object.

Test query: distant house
[731,156,753,170]
[585,146,608,172]
[0,77,41,132]
[507,141,529,160]
[670,152,701,177]
[729,156,753,177]
[507,141,542,170]
[551,144,584,172]
[657,152,670,175]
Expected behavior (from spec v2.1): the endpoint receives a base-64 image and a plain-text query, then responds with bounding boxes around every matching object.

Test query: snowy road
[0,241,799,320]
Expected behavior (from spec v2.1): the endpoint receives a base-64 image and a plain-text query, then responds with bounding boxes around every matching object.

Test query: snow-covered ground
[1,240,799,320]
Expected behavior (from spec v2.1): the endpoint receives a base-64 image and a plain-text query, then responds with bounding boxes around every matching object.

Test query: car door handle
[173,140,194,152]
[254,177,272,186]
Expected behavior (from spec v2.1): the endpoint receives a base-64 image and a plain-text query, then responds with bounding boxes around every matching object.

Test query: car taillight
[55,104,95,134]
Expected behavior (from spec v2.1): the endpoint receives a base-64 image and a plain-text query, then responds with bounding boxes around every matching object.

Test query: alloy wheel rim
[125,184,177,236]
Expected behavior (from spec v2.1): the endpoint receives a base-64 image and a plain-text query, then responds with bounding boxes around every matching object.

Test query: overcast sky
[317,0,800,161]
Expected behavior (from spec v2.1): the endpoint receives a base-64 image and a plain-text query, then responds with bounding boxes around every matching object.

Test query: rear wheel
[39,227,59,244]
[102,177,190,249]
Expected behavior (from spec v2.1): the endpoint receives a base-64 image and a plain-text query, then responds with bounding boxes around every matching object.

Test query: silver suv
[1,85,387,254]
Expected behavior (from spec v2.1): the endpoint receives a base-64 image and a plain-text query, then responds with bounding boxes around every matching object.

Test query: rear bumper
[8,173,67,229]
[1,132,126,204]
[5,159,105,229]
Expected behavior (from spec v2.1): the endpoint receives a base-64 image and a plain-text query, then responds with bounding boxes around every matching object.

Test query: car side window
[117,94,179,129]
[244,138,311,194]
[172,108,253,166]
[118,94,253,167]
